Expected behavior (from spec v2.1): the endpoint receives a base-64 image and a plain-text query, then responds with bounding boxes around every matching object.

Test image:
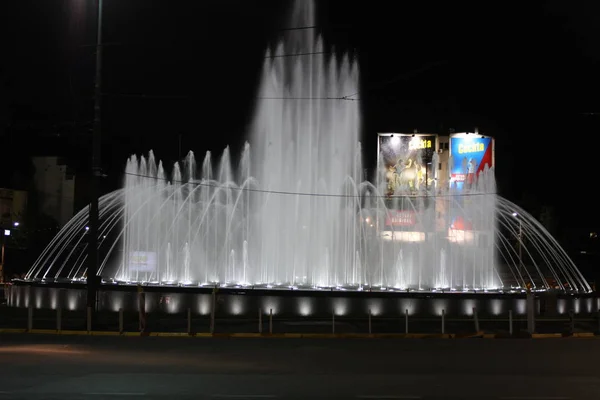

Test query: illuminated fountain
[22,0,590,294]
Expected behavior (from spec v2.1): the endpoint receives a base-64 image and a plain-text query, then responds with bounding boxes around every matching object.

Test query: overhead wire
[122,170,496,199]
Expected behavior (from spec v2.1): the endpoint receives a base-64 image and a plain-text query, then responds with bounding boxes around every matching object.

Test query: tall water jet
[248,0,361,287]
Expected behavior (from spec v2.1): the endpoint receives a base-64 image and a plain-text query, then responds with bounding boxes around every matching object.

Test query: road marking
[357,396,422,399]
[211,396,277,399]
[499,397,571,400]
[85,393,146,396]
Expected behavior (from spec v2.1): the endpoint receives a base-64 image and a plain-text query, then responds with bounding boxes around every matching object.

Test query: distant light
[512,212,518,217]
[13,222,19,227]
[3,229,10,236]
[85,226,90,231]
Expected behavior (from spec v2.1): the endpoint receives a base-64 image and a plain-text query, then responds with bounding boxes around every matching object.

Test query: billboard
[378,133,437,195]
[449,134,494,189]
[128,251,157,274]
[384,210,416,228]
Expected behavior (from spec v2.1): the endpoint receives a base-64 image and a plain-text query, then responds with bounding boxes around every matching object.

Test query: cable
[341,60,448,99]
[123,171,496,199]
[102,93,359,101]
[266,51,329,58]
[277,25,318,31]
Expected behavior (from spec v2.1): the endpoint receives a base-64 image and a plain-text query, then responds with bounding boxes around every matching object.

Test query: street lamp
[512,212,523,287]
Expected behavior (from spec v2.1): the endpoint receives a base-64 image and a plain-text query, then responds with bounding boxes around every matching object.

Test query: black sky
[3,0,600,246]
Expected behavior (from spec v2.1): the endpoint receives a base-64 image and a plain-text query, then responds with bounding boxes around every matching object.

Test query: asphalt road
[0,334,599,400]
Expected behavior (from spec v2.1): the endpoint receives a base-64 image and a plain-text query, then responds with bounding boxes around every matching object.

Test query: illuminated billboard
[449,133,494,189]
[128,251,157,274]
[378,133,437,196]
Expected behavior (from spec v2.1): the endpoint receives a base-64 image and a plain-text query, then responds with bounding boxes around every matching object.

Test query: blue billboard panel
[449,135,493,189]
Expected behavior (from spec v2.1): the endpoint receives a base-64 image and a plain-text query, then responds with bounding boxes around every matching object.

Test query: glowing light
[515,299,527,315]
[229,297,244,315]
[461,299,477,316]
[298,297,314,316]
[262,297,280,315]
[490,299,503,316]
[367,299,383,316]
[432,299,448,316]
[197,296,211,315]
[333,298,349,316]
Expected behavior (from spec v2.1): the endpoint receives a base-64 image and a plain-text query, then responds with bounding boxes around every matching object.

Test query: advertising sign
[449,134,493,189]
[378,134,437,195]
[385,210,416,227]
[129,251,157,274]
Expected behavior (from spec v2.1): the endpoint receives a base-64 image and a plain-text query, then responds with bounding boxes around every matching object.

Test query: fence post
[526,292,535,334]
[138,287,146,333]
[332,309,335,334]
[569,309,575,334]
[119,308,124,334]
[56,306,62,332]
[258,308,262,334]
[405,309,409,334]
[187,308,192,335]
[441,309,445,334]
[269,308,273,334]
[87,306,92,333]
[473,307,480,332]
[368,309,372,334]
[27,305,33,331]
[509,310,513,336]
[210,287,216,334]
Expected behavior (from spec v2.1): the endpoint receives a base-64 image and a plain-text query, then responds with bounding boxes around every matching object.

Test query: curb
[0,329,596,338]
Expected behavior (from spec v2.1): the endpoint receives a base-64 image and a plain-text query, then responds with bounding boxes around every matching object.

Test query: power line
[277,25,318,31]
[102,93,359,101]
[266,51,329,58]
[342,60,448,99]
[123,171,496,199]
[257,96,358,101]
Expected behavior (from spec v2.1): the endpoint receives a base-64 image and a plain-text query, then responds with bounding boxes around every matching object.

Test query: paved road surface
[0,334,599,399]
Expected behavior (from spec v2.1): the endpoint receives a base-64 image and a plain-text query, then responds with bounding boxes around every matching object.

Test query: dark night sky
[3,0,600,247]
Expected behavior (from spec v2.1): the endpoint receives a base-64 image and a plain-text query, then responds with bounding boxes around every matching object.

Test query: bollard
[269,308,273,334]
[258,308,262,334]
[210,288,216,334]
[509,310,513,336]
[56,307,62,332]
[368,309,372,334]
[526,292,535,334]
[405,309,409,334]
[332,309,335,334]
[441,309,445,334]
[87,306,92,333]
[138,290,146,333]
[187,308,192,335]
[473,307,480,332]
[27,305,33,331]
[569,310,575,334]
[119,308,124,334]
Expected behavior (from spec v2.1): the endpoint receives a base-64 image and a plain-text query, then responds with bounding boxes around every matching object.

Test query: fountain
[9,0,594,317]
